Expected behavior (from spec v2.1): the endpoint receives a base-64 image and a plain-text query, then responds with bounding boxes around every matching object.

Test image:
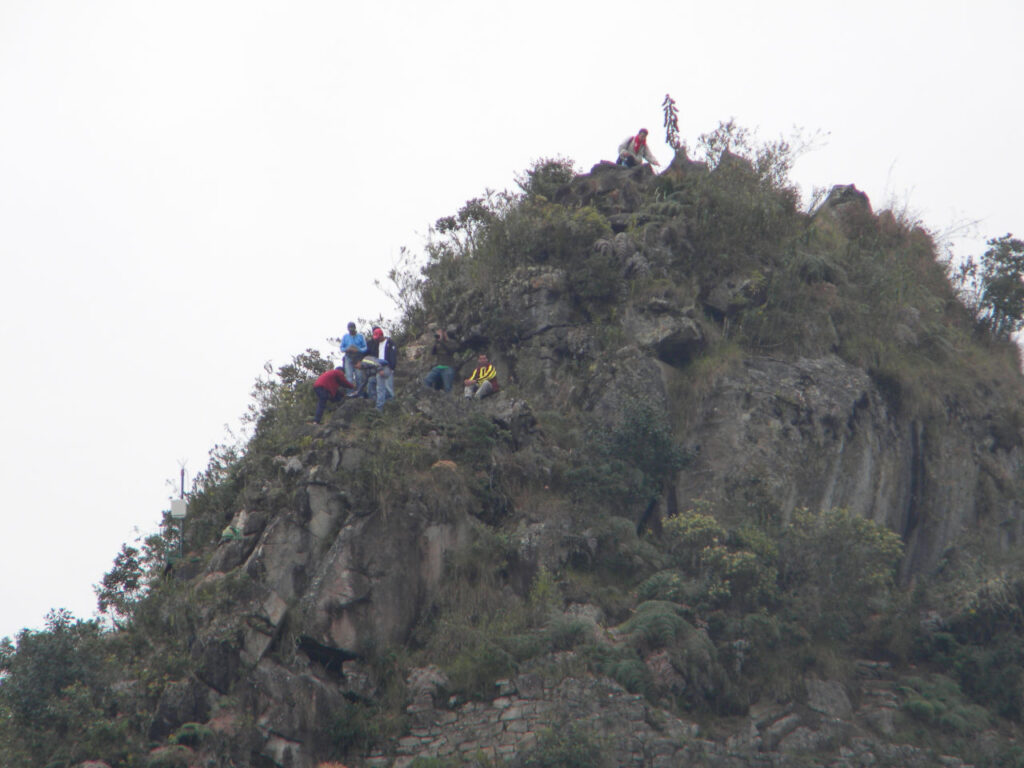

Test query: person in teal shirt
[340,321,367,384]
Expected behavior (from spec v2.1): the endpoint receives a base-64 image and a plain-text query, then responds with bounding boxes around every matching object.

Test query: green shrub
[448,413,500,468]
[246,348,334,452]
[579,644,651,696]
[576,514,660,579]
[951,574,1024,643]
[899,675,990,735]
[408,181,614,334]
[519,724,610,768]
[445,641,516,700]
[699,544,777,607]
[146,745,193,768]
[636,570,690,603]
[0,610,119,757]
[778,508,903,640]
[545,617,591,651]
[503,631,549,662]
[530,564,558,602]
[677,156,800,276]
[515,156,577,200]
[663,506,778,609]
[169,721,213,746]
[330,699,383,755]
[502,617,591,664]
[916,607,1024,722]
[605,403,689,493]
[622,600,691,649]
[664,504,726,569]
[565,405,688,511]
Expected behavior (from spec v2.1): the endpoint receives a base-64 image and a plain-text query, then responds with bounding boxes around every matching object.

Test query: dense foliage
[0,610,142,765]
[953,233,1024,339]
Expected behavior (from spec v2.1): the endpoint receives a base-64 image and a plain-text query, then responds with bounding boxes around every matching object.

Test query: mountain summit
[5,142,1024,768]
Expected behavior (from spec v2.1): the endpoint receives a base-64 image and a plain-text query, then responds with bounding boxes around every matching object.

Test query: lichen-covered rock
[806,676,853,719]
[297,487,470,654]
[250,660,345,763]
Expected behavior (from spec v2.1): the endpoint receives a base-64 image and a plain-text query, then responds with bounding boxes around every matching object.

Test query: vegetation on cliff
[4,121,1024,768]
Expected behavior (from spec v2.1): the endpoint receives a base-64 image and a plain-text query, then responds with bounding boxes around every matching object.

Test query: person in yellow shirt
[464,353,500,400]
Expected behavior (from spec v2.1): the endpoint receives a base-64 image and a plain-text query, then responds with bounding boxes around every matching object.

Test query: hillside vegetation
[4,123,1024,768]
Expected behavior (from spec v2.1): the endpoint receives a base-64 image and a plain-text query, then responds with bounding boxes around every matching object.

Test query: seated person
[464,353,499,400]
[425,326,460,393]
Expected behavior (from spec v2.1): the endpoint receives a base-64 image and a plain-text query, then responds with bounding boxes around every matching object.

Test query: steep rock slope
[156,157,1023,766]
[9,151,1024,768]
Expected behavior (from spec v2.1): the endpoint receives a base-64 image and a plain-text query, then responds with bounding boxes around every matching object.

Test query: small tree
[0,610,107,725]
[958,234,1024,339]
[514,156,577,199]
[245,348,335,439]
[95,524,178,628]
[95,545,145,627]
[779,508,903,639]
[694,119,825,195]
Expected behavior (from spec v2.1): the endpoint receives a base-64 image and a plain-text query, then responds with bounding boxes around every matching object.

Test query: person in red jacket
[311,367,355,424]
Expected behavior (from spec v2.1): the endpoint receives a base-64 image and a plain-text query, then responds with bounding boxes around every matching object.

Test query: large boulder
[624,305,706,368]
[250,660,347,767]
[296,475,471,654]
[815,184,874,236]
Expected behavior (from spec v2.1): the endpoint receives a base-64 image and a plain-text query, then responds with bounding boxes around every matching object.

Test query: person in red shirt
[312,367,355,424]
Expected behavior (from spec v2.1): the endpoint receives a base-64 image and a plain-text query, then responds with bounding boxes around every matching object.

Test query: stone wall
[364,664,978,768]
[382,670,698,768]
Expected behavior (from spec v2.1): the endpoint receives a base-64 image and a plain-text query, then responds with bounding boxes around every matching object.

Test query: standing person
[311,367,355,424]
[617,128,660,168]
[372,328,398,409]
[424,326,460,393]
[364,326,382,359]
[464,353,499,400]
[339,321,367,386]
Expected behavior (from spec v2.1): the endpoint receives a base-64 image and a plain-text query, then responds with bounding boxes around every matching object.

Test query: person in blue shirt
[339,321,367,385]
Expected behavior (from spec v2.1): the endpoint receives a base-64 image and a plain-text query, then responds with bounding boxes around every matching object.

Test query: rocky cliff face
[120,159,1024,767]
[475,165,1024,578]
[675,352,1024,577]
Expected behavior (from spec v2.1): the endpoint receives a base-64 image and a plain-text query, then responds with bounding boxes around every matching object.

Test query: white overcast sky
[1,1,1021,640]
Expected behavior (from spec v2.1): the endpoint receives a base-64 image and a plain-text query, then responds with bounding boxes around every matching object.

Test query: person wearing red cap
[617,128,660,169]
[361,327,398,409]
[311,367,355,424]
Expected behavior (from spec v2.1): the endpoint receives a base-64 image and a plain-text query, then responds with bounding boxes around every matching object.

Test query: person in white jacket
[617,128,660,168]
